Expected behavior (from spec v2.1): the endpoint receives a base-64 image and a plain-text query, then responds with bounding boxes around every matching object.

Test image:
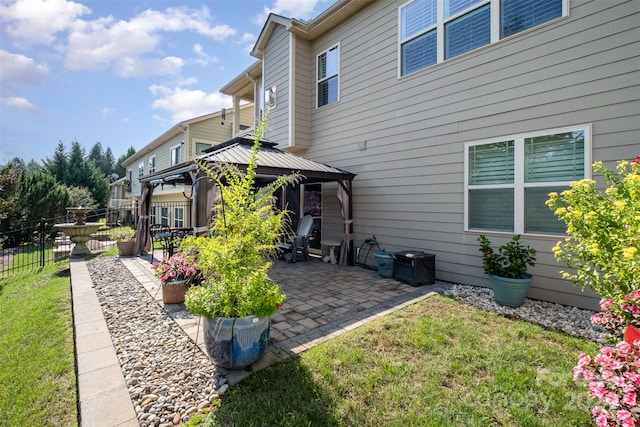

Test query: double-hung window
[465,125,590,235]
[138,161,144,177]
[174,207,184,228]
[170,145,181,166]
[317,44,339,108]
[148,155,156,174]
[400,0,565,76]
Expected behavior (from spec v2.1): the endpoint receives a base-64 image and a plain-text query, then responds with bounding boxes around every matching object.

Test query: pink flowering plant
[574,340,640,426]
[152,252,198,284]
[592,290,640,341]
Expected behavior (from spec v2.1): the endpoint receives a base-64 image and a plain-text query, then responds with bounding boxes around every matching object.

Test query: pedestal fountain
[54,207,103,256]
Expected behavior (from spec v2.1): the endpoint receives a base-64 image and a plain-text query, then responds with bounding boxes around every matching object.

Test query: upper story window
[196,142,213,155]
[171,144,181,166]
[148,155,156,174]
[138,161,144,177]
[465,124,590,235]
[400,0,565,76]
[317,44,340,107]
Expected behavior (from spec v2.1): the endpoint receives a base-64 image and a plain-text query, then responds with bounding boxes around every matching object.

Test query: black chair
[149,224,172,261]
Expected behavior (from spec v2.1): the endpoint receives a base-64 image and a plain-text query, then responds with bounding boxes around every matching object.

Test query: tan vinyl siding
[238,104,255,130]
[189,118,230,153]
[298,0,638,310]
[263,24,290,146]
[292,36,311,150]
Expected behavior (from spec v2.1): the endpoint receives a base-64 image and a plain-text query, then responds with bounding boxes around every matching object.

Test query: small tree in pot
[180,119,300,369]
[478,234,536,307]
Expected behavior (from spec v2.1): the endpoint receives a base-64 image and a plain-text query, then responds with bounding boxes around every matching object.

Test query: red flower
[632,155,640,165]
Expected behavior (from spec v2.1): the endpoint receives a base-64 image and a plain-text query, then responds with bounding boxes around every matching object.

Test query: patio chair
[149,223,171,261]
[276,215,314,263]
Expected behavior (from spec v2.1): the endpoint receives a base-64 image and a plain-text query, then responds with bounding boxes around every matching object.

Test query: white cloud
[0,49,48,112]
[253,0,328,24]
[193,43,219,66]
[63,6,234,75]
[1,96,40,113]
[0,49,50,94]
[0,0,91,46]
[101,107,116,117]
[149,85,231,123]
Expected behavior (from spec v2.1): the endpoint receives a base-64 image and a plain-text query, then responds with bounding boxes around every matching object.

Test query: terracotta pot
[162,279,189,304]
[116,240,136,256]
[624,324,640,345]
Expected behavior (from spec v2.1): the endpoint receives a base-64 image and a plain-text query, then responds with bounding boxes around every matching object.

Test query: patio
[121,252,452,385]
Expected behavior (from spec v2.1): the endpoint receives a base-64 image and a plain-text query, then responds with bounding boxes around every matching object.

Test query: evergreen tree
[44,142,68,183]
[13,172,71,227]
[114,146,136,178]
[0,163,20,222]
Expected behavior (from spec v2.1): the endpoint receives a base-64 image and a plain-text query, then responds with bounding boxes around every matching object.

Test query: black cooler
[393,250,436,286]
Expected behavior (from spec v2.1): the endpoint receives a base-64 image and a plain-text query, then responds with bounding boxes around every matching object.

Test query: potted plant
[152,252,198,304]
[478,234,537,307]
[111,227,136,256]
[180,119,299,369]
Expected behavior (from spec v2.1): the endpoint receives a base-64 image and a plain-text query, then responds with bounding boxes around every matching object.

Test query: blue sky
[0,0,336,164]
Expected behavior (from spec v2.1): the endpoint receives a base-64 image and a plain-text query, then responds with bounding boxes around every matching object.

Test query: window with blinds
[400,0,565,76]
[466,126,589,234]
[317,45,340,107]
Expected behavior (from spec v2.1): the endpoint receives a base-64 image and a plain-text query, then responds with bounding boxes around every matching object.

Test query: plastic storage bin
[393,250,436,286]
[374,251,395,278]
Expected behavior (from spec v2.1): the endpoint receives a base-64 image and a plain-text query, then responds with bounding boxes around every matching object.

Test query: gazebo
[135,135,357,265]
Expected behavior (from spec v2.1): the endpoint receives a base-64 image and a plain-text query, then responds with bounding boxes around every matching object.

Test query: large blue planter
[488,274,533,308]
[203,315,270,370]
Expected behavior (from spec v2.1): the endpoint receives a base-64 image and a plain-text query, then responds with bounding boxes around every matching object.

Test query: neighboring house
[219,0,639,310]
[121,105,254,228]
[108,176,136,225]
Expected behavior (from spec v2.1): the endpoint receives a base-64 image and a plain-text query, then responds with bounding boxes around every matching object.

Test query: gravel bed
[87,256,226,426]
[85,256,605,426]
[442,283,605,343]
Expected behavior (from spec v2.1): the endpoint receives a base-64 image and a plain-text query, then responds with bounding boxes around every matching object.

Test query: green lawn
[200,295,599,427]
[0,264,77,426]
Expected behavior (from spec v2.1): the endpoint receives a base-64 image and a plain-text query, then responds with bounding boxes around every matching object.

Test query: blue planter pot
[488,274,532,308]
[202,315,270,370]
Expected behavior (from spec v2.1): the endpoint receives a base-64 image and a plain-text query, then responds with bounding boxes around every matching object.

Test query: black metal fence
[0,201,192,279]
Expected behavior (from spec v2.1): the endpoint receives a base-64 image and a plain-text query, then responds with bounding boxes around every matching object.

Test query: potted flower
[180,119,299,369]
[152,252,198,304]
[591,290,640,344]
[111,227,136,256]
[478,234,537,307]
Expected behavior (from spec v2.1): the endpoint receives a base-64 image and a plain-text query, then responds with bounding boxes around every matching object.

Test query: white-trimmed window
[465,124,590,235]
[174,207,184,228]
[195,141,213,155]
[317,44,340,108]
[171,144,181,166]
[160,207,169,226]
[138,161,144,177]
[148,155,156,174]
[399,0,566,76]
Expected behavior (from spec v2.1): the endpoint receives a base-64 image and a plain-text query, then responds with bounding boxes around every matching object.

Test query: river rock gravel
[86,256,224,426]
[443,283,605,343]
[85,256,605,426]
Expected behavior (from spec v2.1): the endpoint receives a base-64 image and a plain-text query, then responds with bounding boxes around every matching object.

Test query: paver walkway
[72,252,451,426]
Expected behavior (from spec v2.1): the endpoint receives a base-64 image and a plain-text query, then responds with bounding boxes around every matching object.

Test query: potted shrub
[111,227,136,256]
[180,119,299,369]
[152,252,198,304]
[478,234,537,308]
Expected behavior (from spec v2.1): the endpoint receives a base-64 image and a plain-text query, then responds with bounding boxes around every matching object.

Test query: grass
[201,295,599,427]
[0,264,77,426]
